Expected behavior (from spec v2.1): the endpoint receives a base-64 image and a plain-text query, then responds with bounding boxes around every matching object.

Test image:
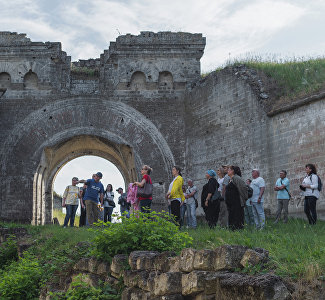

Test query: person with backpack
[274,170,291,224]
[244,179,254,225]
[62,177,80,228]
[300,163,321,225]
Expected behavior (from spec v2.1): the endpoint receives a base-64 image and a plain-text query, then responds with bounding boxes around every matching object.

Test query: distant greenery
[188,217,325,280]
[71,65,99,77]
[53,208,80,227]
[90,211,193,261]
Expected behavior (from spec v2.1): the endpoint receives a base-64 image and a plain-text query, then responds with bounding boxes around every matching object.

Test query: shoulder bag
[137,177,153,198]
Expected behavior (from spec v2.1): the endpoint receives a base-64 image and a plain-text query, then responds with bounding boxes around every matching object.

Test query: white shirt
[251,177,265,203]
[302,174,320,199]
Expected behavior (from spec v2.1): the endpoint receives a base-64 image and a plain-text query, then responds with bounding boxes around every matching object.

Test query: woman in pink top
[133,165,153,213]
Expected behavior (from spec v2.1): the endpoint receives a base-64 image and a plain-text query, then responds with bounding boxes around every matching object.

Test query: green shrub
[0,254,43,299]
[90,211,193,260]
[50,274,120,300]
[0,235,18,269]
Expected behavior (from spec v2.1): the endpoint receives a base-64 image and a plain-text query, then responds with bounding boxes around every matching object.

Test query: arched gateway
[0,31,205,224]
[1,97,176,224]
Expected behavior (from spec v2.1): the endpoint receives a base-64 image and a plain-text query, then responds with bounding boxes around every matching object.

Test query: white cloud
[0,0,319,71]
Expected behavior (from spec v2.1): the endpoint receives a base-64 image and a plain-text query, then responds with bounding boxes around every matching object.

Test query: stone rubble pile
[71,245,290,300]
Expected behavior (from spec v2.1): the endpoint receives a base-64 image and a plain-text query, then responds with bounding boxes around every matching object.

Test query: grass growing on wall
[234,57,325,98]
[206,55,325,100]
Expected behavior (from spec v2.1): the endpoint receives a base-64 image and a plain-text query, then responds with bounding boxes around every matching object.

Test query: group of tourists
[61,162,321,228]
[166,163,321,230]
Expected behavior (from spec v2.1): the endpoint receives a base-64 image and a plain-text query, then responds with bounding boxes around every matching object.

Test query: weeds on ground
[90,211,193,261]
[187,218,325,280]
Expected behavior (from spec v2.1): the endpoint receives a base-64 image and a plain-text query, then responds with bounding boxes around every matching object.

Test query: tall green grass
[209,55,325,100]
[187,218,325,280]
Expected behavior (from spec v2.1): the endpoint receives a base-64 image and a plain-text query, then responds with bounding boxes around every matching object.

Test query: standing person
[274,170,290,224]
[225,166,247,230]
[103,184,115,222]
[166,166,185,225]
[185,179,198,229]
[79,172,104,226]
[251,169,266,229]
[117,187,130,218]
[62,177,80,228]
[180,185,187,228]
[221,165,230,226]
[244,179,254,225]
[201,169,219,228]
[300,163,320,225]
[133,165,153,213]
[79,184,87,227]
[217,167,228,227]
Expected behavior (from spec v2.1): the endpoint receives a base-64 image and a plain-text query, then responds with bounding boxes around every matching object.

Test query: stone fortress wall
[0,31,324,224]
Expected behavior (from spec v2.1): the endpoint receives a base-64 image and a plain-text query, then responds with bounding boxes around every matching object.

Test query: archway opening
[53,155,125,225]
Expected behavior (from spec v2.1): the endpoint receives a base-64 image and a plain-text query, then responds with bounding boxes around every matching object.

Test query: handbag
[211,187,223,202]
[137,181,153,198]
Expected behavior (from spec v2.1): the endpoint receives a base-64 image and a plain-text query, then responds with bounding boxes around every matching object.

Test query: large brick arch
[1,96,175,224]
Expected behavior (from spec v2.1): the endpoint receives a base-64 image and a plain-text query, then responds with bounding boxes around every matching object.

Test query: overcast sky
[2,0,325,197]
[1,0,325,72]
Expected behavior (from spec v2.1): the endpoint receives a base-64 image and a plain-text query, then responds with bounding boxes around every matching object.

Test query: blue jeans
[104,206,114,222]
[244,205,254,225]
[120,206,130,218]
[180,203,187,227]
[186,201,197,228]
[64,205,78,227]
[252,202,265,229]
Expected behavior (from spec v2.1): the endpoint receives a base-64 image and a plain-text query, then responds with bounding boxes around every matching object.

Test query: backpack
[247,185,253,198]
[310,174,322,192]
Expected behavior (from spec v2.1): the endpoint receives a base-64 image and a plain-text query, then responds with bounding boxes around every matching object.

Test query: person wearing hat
[62,177,80,228]
[201,169,219,228]
[79,172,104,225]
[117,187,130,218]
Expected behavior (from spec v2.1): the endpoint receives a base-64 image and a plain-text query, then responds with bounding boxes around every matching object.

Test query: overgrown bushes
[90,211,193,261]
[0,254,43,299]
[0,235,18,269]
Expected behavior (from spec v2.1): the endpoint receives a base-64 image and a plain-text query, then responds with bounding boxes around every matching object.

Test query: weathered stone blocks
[214,245,248,271]
[110,254,128,278]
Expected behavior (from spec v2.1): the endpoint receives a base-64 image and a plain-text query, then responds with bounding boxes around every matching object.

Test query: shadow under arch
[33,134,137,225]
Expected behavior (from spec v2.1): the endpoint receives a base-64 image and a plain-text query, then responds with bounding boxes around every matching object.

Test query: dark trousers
[227,202,244,230]
[180,203,187,227]
[104,206,114,222]
[304,196,317,224]
[63,205,78,227]
[140,199,152,213]
[170,199,181,225]
[204,200,220,228]
[79,205,87,227]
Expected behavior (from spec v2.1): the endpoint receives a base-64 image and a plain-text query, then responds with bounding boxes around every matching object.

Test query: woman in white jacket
[300,163,320,225]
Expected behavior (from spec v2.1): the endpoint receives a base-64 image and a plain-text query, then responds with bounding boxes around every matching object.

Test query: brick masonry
[0,31,324,223]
